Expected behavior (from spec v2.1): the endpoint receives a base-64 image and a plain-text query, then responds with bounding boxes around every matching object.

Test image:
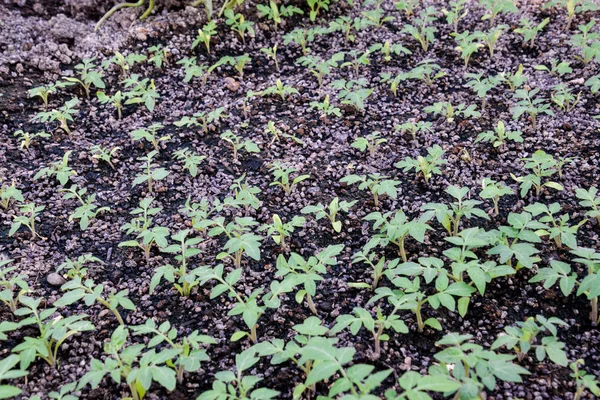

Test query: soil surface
[1,0,599,399]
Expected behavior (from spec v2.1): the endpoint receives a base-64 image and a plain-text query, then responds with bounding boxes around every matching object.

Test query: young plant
[543,0,598,30]
[297,53,343,87]
[453,30,484,66]
[151,230,205,297]
[309,94,342,118]
[465,72,502,109]
[480,0,518,24]
[511,150,563,197]
[28,82,68,109]
[102,51,147,77]
[56,253,103,279]
[55,276,135,325]
[174,106,228,134]
[260,44,280,72]
[257,0,303,30]
[369,41,412,62]
[97,91,125,119]
[90,144,120,169]
[491,315,568,366]
[443,0,469,33]
[301,197,356,233]
[33,150,75,186]
[173,148,205,177]
[220,54,252,80]
[475,120,523,147]
[570,20,600,64]
[13,129,50,149]
[0,258,30,313]
[511,88,555,130]
[13,296,94,368]
[331,78,373,111]
[192,20,217,54]
[514,17,550,47]
[220,130,260,161]
[424,101,481,123]
[481,24,508,56]
[501,64,528,91]
[395,144,447,185]
[63,57,105,98]
[224,9,255,44]
[269,162,310,196]
[283,27,325,55]
[534,58,573,76]
[362,8,393,28]
[31,98,79,133]
[198,349,279,399]
[307,0,330,21]
[340,173,400,207]
[77,326,177,400]
[119,197,169,262]
[9,202,45,239]
[340,49,371,75]
[395,120,433,140]
[351,131,387,157]
[260,214,305,249]
[328,16,368,43]
[551,83,581,112]
[275,244,344,315]
[261,78,299,101]
[402,6,438,51]
[205,216,263,269]
[395,0,419,15]
[133,150,170,194]
[0,355,28,398]
[122,74,160,113]
[177,57,208,83]
[0,181,24,210]
[130,123,170,152]
[148,45,169,68]
[364,210,433,262]
[575,186,600,226]
[524,202,585,249]
[570,359,600,400]
[479,178,514,216]
[421,185,490,236]
[60,185,110,230]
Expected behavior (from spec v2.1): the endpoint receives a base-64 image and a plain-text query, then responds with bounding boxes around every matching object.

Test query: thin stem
[95,0,145,31]
[306,294,318,315]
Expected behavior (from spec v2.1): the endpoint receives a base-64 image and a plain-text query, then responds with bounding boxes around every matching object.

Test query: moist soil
[1,0,599,399]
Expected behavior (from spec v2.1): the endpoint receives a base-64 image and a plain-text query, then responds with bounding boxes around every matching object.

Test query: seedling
[31,98,79,133]
[479,178,514,216]
[431,333,530,399]
[365,210,433,262]
[501,64,527,91]
[257,0,303,30]
[385,370,461,399]
[443,0,469,33]
[13,129,49,149]
[198,349,279,399]
[534,58,573,75]
[331,306,408,359]
[301,197,356,233]
[173,148,205,177]
[60,185,110,230]
[275,244,344,314]
[269,162,310,195]
[395,120,433,140]
[402,6,438,51]
[283,27,325,55]
[481,24,508,56]
[148,45,169,68]
[544,0,598,30]
[34,151,76,186]
[260,44,280,72]
[475,120,523,147]
[340,49,371,74]
[350,251,399,289]
[395,144,447,185]
[570,359,600,400]
[424,101,481,123]
[9,202,44,239]
[56,253,103,279]
[95,0,156,30]
[55,276,134,325]
[63,57,105,98]
[0,355,28,398]
[570,20,600,64]
[264,120,302,145]
[331,78,373,111]
[492,315,568,366]
[28,82,68,109]
[132,319,216,383]
[97,91,124,119]
[122,74,159,112]
[90,144,120,169]
[192,20,217,54]
[205,216,262,269]
[130,123,170,152]
[369,41,412,62]
[13,295,94,368]
[0,180,24,209]
[119,197,169,262]
[551,83,581,112]
[151,229,205,296]
[511,150,563,197]
[351,131,387,157]
[575,186,600,226]
[262,78,299,101]
[101,51,147,77]
[514,17,550,47]
[465,72,502,109]
[395,0,419,15]
[220,130,260,161]
[328,16,368,43]
[453,30,484,66]
[132,150,170,194]
[422,185,490,236]
[177,57,208,83]
[361,8,393,28]
[511,88,555,130]
[480,0,518,24]
[0,258,30,313]
[174,106,228,134]
[297,53,343,87]
[78,326,178,400]
[407,59,446,86]
[340,173,400,207]
[309,94,342,117]
[259,214,306,248]
[307,0,330,21]
[224,9,255,44]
